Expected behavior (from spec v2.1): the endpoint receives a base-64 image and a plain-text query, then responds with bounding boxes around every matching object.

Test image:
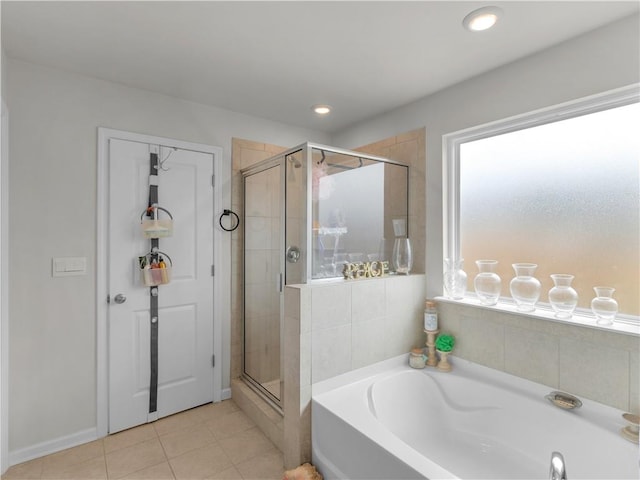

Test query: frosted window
[460,102,639,316]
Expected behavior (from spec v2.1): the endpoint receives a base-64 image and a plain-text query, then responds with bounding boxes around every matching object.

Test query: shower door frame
[241,154,288,409]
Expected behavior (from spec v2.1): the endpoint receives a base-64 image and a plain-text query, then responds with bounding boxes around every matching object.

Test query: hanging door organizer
[141,205,173,239]
[139,151,175,417]
[139,250,172,286]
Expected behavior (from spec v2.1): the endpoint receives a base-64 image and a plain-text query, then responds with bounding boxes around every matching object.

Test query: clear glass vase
[509,263,541,312]
[548,274,578,319]
[392,237,412,275]
[591,286,618,325]
[444,258,467,299]
[474,260,501,305]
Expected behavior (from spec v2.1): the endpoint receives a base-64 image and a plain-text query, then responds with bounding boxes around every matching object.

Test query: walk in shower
[241,143,408,407]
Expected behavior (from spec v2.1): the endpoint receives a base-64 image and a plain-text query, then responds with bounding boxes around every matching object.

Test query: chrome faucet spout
[550,451,567,480]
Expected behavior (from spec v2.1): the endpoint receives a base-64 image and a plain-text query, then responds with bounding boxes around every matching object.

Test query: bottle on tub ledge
[424,300,438,331]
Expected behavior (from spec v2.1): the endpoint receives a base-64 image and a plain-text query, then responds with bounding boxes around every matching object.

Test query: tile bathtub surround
[1,400,284,480]
[437,301,640,413]
[283,274,426,468]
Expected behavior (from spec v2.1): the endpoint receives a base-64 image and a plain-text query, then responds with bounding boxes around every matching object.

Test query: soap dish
[545,391,582,410]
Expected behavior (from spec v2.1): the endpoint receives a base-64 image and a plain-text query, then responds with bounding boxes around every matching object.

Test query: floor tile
[119,461,175,480]
[195,400,239,423]
[104,424,158,454]
[105,438,166,479]
[41,456,107,480]
[42,440,105,477]
[169,442,233,479]
[218,427,278,465]
[235,451,284,480]
[153,408,204,437]
[206,465,243,480]
[159,424,216,459]
[2,400,286,480]
[207,410,255,440]
[1,457,43,479]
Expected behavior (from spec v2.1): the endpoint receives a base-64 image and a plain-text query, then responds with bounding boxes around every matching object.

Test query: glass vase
[548,274,578,319]
[509,263,541,312]
[591,286,618,325]
[392,237,412,275]
[444,258,467,299]
[473,260,501,305]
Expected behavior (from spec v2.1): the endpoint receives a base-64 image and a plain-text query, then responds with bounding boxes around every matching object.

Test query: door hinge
[211,265,215,276]
[211,174,215,187]
[212,355,215,367]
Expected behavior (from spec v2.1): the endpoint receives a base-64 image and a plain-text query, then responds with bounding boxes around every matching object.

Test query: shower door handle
[286,246,300,263]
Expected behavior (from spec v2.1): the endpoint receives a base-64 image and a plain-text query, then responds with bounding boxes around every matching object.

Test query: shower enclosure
[241,143,408,407]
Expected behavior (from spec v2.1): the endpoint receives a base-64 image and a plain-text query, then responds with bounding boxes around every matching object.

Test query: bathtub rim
[311,354,638,479]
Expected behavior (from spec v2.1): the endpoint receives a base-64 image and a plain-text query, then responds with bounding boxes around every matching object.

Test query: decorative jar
[509,263,541,312]
[591,286,618,325]
[473,260,501,305]
[548,274,579,318]
[392,237,413,275]
[444,258,467,299]
[409,348,427,369]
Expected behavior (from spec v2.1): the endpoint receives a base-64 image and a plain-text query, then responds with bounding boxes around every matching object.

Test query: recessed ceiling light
[312,104,332,115]
[463,6,502,32]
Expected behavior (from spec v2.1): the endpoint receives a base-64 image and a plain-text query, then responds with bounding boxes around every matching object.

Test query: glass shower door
[243,163,283,402]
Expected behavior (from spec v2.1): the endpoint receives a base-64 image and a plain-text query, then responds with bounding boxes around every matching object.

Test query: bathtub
[311,355,638,479]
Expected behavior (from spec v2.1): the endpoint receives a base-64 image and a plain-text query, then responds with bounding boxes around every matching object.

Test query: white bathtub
[312,355,638,479]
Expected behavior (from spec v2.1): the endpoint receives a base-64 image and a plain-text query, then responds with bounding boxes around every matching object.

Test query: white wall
[5,57,329,459]
[1,33,10,472]
[332,14,640,298]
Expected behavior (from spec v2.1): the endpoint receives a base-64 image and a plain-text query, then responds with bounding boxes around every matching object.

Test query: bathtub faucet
[549,451,567,480]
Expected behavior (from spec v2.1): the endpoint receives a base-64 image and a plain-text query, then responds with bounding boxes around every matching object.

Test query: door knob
[286,246,301,263]
[113,293,127,304]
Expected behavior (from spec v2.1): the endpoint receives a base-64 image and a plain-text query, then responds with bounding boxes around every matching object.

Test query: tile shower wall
[283,274,426,468]
[437,301,639,414]
[355,128,426,274]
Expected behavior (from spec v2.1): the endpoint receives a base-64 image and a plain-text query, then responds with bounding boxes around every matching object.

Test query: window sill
[434,296,640,337]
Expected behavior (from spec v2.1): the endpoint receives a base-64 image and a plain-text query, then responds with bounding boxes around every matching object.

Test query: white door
[108,138,214,433]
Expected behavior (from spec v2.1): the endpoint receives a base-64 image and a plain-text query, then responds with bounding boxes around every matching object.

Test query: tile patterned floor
[2,400,284,480]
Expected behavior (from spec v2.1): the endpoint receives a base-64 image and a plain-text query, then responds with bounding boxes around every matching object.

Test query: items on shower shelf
[140,205,173,238]
[342,260,390,279]
[138,251,172,287]
[391,218,412,275]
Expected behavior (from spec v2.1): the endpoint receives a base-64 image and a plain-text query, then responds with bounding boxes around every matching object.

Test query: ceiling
[2,1,638,134]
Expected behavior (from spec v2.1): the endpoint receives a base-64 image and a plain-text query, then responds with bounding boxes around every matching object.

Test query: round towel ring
[219,209,240,232]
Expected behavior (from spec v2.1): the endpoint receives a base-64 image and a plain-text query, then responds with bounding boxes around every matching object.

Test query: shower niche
[241,143,408,407]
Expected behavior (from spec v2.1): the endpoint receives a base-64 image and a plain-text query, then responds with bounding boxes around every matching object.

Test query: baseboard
[221,387,232,401]
[9,427,99,467]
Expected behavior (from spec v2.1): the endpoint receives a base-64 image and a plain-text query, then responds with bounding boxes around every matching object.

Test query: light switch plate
[52,257,87,277]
